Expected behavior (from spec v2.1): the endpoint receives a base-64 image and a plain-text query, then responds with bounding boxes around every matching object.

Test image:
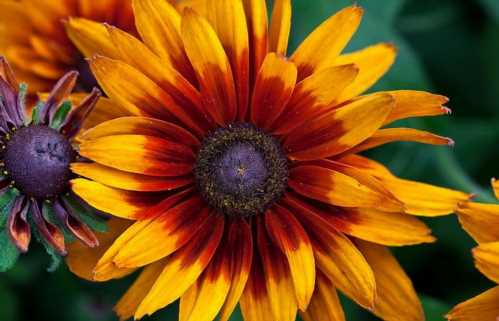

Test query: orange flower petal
[291,5,363,80]
[79,135,194,176]
[206,0,250,120]
[274,64,358,135]
[284,195,376,309]
[242,0,268,81]
[134,215,224,319]
[132,0,195,81]
[492,178,499,200]
[0,56,18,88]
[181,9,238,125]
[447,286,499,321]
[356,240,424,321]
[269,0,291,55]
[349,127,454,154]
[457,202,499,243]
[256,217,298,321]
[300,272,346,321]
[284,93,394,160]
[289,165,403,212]
[335,43,397,101]
[266,205,315,311]
[473,242,499,284]
[218,220,253,321]
[65,18,119,59]
[70,178,161,219]
[250,53,297,130]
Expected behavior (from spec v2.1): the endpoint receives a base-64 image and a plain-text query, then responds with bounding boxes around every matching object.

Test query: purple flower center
[3,125,75,198]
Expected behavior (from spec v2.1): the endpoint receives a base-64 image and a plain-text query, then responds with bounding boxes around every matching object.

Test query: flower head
[447,180,499,321]
[0,57,103,271]
[0,0,135,93]
[66,1,470,321]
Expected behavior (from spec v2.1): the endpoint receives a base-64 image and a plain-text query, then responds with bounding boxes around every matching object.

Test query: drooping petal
[181,9,238,125]
[265,206,315,310]
[291,5,363,80]
[132,0,195,81]
[41,70,78,124]
[218,220,253,321]
[241,0,268,82]
[112,199,212,268]
[7,197,31,253]
[65,18,119,59]
[134,215,224,319]
[114,259,167,321]
[473,242,499,284]
[71,178,162,219]
[457,202,499,243]
[356,240,424,321]
[335,43,397,101]
[57,199,99,248]
[250,53,297,130]
[78,135,194,176]
[273,64,358,135]
[269,0,291,55]
[338,154,470,216]
[284,93,394,160]
[257,217,298,321]
[283,195,375,309]
[66,218,132,282]
[300,272,346,321]
[348,128,454,154]
[31,200,66,255]
[60,87,101,138]
[71,163,193,192]
[289,165,403,212]
[382,90,450,125]
[207,0,250,120]
[447,286,499,321]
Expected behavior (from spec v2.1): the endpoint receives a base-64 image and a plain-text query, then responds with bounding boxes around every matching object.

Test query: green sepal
[0,188,19,229]
[31,102,44,125]
[0,228,20,272]
[62,194,108,233]
[18,83,27,123]
[49,100,72,130]
[41,201,75,243]
[28,216,61,273]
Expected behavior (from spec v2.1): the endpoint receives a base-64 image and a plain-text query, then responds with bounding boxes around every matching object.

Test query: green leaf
[49,100,72,130]
[18,83,28,123]
[0,228,20,272]
[421,295,452,321]
[31,101,44,125]
[62,195,108,233]
[0,188,18,229]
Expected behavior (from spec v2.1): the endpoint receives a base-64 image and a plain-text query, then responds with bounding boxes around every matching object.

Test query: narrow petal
[356,240,424,321]
[265,206,315,310]
[240,254,273,321]
[112,200,212,268]
[0,56,18,88]
[79,116,200,149]
[257,217,298,321]
[284,93,394,160]
[300,272,346,321]
[284,195,376,309]
[90,56,205,134]
[242,0,268,81]
[274,64,358,135]
[250,53,297,130]
[78,135,194,177]
[457,202,499,243]
[42,71,78,124]
[134,215,224,319]
[181,9,238,125]
[132,0,195,81]
[335,43,397,101]
[207,0,250,119]
[114,259,167,321]
[291,5,363,80]
[383,90,450,125]
[219,220,253,321]
[289,165,403,212]
[7,197,31,253]
[474,242,499,284]
[338,154,470,216]
[66,218,132,282]
[447,286,499,321]
[349,128,454,154]
[71,163,192,192]
[492,178,499,199]
[31,200,66,255]
[65,18,119,59]
[269,0,291,55]
[70,179,162,219]
[61,88,101,138]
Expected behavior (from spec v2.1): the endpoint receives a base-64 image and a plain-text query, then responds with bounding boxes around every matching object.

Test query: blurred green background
[2,0,499,320]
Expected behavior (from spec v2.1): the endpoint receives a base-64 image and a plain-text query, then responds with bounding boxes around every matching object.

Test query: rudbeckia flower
[66,1,470,321]
[0,57,103,271]
[447,180,499,321]
[0,0,135,93]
